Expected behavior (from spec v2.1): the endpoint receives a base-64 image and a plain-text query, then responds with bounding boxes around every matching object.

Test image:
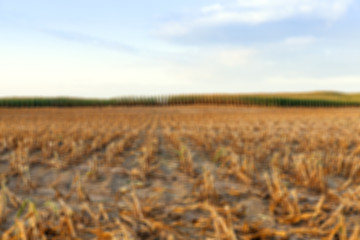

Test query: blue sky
[1,0,359,97]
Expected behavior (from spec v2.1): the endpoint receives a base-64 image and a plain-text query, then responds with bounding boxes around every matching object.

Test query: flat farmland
[1,106,360,239]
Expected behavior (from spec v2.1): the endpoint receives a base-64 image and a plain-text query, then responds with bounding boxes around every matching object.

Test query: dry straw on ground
[0,106,360,239]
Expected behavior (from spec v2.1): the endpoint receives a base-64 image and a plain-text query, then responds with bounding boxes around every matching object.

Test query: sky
[0,0,359,97]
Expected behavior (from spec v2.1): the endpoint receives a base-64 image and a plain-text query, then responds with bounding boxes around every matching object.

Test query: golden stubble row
[0,107,360,239]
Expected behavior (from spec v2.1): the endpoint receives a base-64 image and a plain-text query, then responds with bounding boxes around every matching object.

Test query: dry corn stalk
[321,204,344,230]
[178,145,194,176]
[204,203,237,240]
[71,172,90,201]
[130,189,144,219]
[86,155,99,180]
[0,184,7,224]
[349,225,360,240]
[291,154,327,192]
[220,151,253,185]
[193,170,218,204]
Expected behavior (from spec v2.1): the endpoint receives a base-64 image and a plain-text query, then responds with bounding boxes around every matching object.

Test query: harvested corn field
[1,106,360,239]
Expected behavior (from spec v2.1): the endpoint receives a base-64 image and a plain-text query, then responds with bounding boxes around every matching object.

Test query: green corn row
[166,95,360,107]
[0,93,360,107]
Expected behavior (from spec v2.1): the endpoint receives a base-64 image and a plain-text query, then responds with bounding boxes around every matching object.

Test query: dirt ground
[0,106,360,239]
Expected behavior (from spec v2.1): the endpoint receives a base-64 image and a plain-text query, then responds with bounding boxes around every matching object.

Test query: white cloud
[211,48,256,66]
[284,36,317,45]
[201,4,223,13]
[236,0,353,20]
[197,10,283,25]
[155,22,190,37]
[156,0,354,37]
[173,46,257,68]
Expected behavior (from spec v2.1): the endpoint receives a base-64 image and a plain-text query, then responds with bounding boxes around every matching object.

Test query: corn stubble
[0,106,360,239]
